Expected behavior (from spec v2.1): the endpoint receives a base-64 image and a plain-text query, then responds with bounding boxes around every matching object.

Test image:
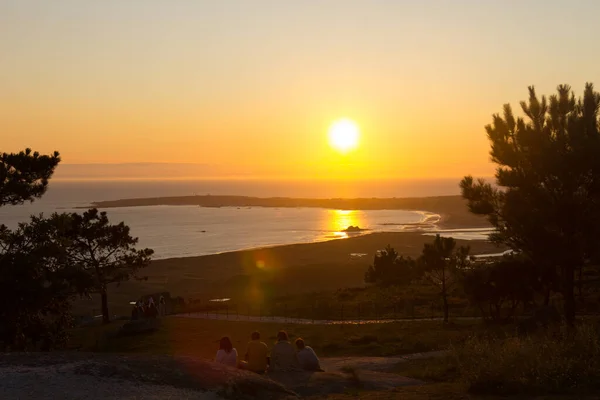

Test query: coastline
[71,194,496,316]
[89,194,489,229]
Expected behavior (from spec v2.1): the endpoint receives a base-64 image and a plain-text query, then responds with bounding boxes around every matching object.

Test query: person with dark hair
[270,330,300,372]
[239,331,269,373]
[215,336,238,368]
[295,338,322,371]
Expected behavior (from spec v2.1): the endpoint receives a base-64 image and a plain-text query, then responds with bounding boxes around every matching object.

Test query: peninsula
[90,194,488,228]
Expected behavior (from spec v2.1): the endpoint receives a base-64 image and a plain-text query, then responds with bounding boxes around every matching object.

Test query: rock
[0,353,297,400]
[342,226,364,233]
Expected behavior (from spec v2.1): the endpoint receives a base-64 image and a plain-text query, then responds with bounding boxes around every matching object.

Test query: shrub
[348,334,379,346]
[453,323,600,395]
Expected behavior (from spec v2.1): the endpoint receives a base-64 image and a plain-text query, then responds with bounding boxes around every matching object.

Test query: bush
[453,323,600,395]
[348,334,378,346]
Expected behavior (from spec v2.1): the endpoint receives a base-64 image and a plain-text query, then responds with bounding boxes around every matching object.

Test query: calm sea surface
[0,179,489,259]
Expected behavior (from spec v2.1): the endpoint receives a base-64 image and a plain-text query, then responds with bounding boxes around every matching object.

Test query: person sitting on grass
[295,338,323,371]
[215,336,238,368]
[270,330,300,372]
[239,331,269,374]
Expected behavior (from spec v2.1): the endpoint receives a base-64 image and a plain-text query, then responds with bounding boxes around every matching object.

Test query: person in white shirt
[295,338,322,371]
[215,336,238,368]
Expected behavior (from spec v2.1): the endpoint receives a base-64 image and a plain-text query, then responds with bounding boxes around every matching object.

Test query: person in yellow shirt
[240,331,269,374]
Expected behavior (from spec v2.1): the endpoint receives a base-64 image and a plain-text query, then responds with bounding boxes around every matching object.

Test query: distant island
[90,195,488,229]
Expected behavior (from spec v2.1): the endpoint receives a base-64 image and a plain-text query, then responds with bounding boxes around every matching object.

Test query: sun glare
[328,119,360,153]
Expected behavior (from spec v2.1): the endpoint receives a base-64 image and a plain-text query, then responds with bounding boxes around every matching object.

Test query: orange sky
[2,1,599,180]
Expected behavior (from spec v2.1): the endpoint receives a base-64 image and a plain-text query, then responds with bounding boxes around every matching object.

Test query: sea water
[0,179,490,259]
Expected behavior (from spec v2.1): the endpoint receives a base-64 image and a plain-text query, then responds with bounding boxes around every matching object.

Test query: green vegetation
[0,148,60,206]
[0,148,153,350]
[461,83,600,325]
[420,235,470,323]
[455,322,600,396]
[71,317,485,359]
[3,83,600,398]
[61,208,153,324]
[389,321,600,397]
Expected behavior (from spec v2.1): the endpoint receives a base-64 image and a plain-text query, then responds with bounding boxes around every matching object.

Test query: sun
[328,118,360,153]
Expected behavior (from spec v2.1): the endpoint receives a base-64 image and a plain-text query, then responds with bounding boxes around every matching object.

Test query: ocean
[0,179,489,259]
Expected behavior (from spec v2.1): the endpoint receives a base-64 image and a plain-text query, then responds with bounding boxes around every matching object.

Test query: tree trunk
[544,288,551,306]
[101,287,110,325]
[563,265,576,327]
[577,266,583,301]
[442,294,449,323]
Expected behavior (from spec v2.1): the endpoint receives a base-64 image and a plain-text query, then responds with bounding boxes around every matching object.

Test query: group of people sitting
[215,330,322,373]
[130,296,166,320]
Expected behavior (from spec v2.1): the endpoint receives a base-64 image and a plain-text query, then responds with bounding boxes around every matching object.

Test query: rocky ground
[0,352,433,399]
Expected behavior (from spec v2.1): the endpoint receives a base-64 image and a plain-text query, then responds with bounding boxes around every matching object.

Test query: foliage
[419,235,470,323]
[71,316,483,359]
[461,255,539,321]
[364,244,419,287]
[461,83,600,325]
[0,148,69,350]
[63,208,154,324]
[453,323,600,395]
[0,214,90,350]
[0,148,60,206]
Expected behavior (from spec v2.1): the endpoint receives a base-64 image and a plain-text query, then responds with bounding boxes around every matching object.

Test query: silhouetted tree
[419,235,470,323]
[461,83,600,326]
[0,149,76,349]
[63,209,153,324]
[461,256,539,322]
[365,245,419,287]
[0,214,91,350]
[0,149,60,206]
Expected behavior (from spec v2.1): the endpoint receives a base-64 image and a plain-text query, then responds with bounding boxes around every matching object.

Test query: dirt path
[320,350,448,372]
[270,351,446,396]
[174,313,479,325]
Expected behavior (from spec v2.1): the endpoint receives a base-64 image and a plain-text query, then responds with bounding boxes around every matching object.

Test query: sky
[1,0,599,180]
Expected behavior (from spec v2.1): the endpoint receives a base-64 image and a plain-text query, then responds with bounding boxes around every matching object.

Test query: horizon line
[51,176,493,182]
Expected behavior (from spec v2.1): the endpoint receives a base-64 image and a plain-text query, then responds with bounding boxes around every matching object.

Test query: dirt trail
[174,313,479,325]
[320,350,448,372]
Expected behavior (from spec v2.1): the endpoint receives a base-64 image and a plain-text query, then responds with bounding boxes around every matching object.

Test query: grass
[386,321,600,398]
[305,383,584,400]
[179,282,483,322]
[453,323,600,396]
[71,231,502,318]
[70,317,485,360]
[392,356,461,383]
[306,383,471,400]
[69,316,600,398]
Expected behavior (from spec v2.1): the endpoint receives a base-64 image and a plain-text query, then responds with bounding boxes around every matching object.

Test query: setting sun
[328,119,360,153]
